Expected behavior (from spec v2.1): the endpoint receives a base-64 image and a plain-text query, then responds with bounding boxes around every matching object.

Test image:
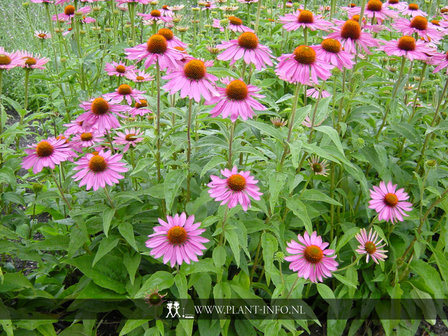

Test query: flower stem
[375,57,406,140]
[186,99,193,202]
[285,277,299,299]
[254,0,262,34]
[279,83,301,166]
[415,77,448,173]
[218,207,229,246]
[24,69,31,117]
[249,232,263,283]
[228,121,235,168]
[50,169,71,211]
[104,186,115,208]
[155,60,161,182]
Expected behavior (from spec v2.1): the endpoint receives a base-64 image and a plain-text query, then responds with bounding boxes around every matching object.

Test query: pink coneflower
[145,213,209,267]
[80,15,96,24]
[276,45,333,85]
[34,31,51,39]
[306,87,331,99]
[386,0,407,11]
[206,78,266,122]
[104,84,146,105]
[139,9,172,23]
[348,0,397,22]
[355,228,388,264]
[168,5,184,11]
[71,131,104,151]
[30,0,53,3]
[162,59,218,102]
[77,97,129,132]
[201,1,217,10]
[381,35,434,61]
[104,61,135,77]
[432,51,448,74]
[53,5,91,22]
[125,70,154,83]
[73,150,128,191]
[400,3,427,17]
[207,166,262,211]
[285,231,338,283]
[0,48,21,70]
[237,0,258,3]
[114,128,144,152]
[116,0,150,4]
[368,181,413,223]
[128,99,153,117]
[22,137,73,174]
[314,38,354,70]
[160,5,174,17]
[125,34,182,70]
[63,120,93,136]
[213,17,253,33]
[217,32,273,70]
[326,20,379,54]
[157,28,187,49]
[307,155,328,176]
[394,16,443,43]
[279,9,332,31]
[17,52,49,69]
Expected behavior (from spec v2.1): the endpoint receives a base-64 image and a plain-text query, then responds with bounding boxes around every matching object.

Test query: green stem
[228,121,235,168]
[218,207,229,245]
[254,0,262,34]
[156,60,161,182]
[249,232,263,283]
[415,77,448,172]
[186,99,193,202]
[51,170,71,211]
[285,277,299,299]
[279,83,301,166]
[375,57,406,140]
[104,186,115,208]
[24,69,30,117]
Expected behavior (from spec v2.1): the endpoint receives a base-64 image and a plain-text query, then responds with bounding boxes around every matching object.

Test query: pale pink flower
[276,45,333,85]
[53,5,91,22]
[306,88,331,99]
[431,51,448,74]
[279,9,332,31]
[22,137,73,174]
[207,166,262,211]
[162,59,218,102]
[34,31,51,39]
[103,84,146,105]
[206,78,266,122]
[17,51,49,69]
[139,9,172,23]
[77,97,129,132]
[156,28,187,49]
[73,150,128,191]
[125,34,182,70]
[114,128,144,152]
[285,231,338,283]
[355,228,388,264]
[368,181,413,223]
[314,38,354,70]
[125,70,154,82]
[71,131,104,151]
[146,213,209,267]
[381,35,434,61]
[128,99,152,117]
[104,61,135,77]
[326,20,379,54]
[217,32,273,70]
[400,3,427,17]
[307,155,328,176]
[0,48,21,70]
[394,17,443,43]
[347,0,397,22]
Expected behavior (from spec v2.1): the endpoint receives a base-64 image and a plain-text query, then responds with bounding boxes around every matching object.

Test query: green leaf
[261,232,279,286]
[123,252,141,286]
[118,222,138,252]
[301,189,342,206]
[164,170,186,212]
[269,173,288,213]
[212,246,226,268]
[315,125,344,155]
[200,156,226,178]
[336,227,360,253]
[286,195,312,233]
[175,273,188,298]
[225,229,241,267]
[136,271,174,297]
[119,320,148,336]
[245,120,284,143]
[333,273,358,289]
[92,236,120,267]
[316,283,335,300]
[102,207,115,237]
